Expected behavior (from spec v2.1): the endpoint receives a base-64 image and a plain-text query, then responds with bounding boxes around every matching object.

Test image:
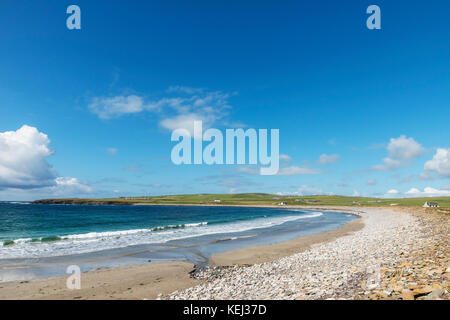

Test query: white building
[423,202,439,208]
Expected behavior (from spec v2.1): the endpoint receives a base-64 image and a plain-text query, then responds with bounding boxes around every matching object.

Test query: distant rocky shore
[32,199,133,206]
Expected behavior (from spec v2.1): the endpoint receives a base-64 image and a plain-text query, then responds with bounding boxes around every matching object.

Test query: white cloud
[405,187,450,197]
[236,166,260,175]
[318,153,340,165]
[124,165,141,172]
[236,165,321,176]
[89,88,234,138]
[367,179,377,185]
[352,190,360,197]
[387,189,399,195]
[160,113,211,139]
[278,185,329,196]
[419,172,433,180]
[89,95,145,119]
[424,148,450,177]
[372,157,402,171]
[0,125,56,189]
[382,188,401,198]
[157,89,231,135]
[50,177,93,195]
[372,135,423,171]
[387,135,424,160]
[277,166,322,176]
[0,126,92,199]
[107,147,118,155]
[279,154,292,162]
[167,86,203,95]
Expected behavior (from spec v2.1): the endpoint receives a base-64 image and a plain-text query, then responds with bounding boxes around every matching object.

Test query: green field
[35,194,450,212]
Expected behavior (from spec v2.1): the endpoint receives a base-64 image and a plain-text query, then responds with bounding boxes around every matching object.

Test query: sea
[0,201,356,282]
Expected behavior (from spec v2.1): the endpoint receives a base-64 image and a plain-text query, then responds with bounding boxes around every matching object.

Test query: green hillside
[34,194,450,212]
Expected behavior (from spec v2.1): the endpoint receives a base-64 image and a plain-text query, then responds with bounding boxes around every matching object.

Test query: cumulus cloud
[277,166,323,176]
[0,126,92,198]
[49,177,93,195]
[89,95,146,119]
[0,125,56,189]
[387,135,424,160]
[277,185,329,196]
[107,147,118,155]
[88,87,234,137]
[387,189,399,195]
[405,187,450,197]
[418,172,433,180]
[279,154,292,162]
[372,157,403,171]
[160,113,213,139]
[382,189,400,198]
[424,148,450,177]
[318,153,340,165]
[372,135,423,171]
[236,166,260,175]
[236,165,322,176]
[156,89,232,136]
[367,179,377,186]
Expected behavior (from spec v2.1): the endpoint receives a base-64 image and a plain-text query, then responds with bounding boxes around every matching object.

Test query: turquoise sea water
[0,202,356,281]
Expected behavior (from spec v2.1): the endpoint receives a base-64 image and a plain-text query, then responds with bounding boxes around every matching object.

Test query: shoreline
[1,206,447,300]
[169,206,449,300]
[210,218,363,266]
[0,261,199,300]
[0,206,360,300]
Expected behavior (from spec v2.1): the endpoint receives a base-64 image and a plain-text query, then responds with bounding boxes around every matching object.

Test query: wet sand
[0,261,199,300]
[0,206,363,300]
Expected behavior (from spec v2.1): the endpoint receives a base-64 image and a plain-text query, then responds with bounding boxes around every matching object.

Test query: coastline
[0,206,360,300]
[169,206,449,300]
[210,218,364,266]
[1,206,447,300]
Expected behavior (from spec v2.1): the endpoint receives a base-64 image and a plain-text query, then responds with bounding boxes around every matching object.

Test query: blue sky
[0,0,449,200]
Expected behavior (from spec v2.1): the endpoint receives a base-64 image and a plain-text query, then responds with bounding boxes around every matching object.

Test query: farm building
[423,202,439,208]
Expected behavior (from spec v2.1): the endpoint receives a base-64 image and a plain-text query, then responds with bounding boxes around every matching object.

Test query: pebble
[166,208,449,300]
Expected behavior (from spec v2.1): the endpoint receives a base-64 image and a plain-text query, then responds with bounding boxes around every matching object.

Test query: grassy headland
[33,194,450,212]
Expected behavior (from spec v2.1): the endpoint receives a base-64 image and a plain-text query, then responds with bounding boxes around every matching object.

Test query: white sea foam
[0,212,323,259]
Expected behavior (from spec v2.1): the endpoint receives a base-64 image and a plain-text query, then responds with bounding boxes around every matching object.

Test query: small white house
[278,202,288,206]
[214,199,221,203]
[423,202,439,208]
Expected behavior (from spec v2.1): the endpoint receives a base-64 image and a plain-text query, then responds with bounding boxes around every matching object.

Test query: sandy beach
[0,261,199,300]
[0,206,448,300]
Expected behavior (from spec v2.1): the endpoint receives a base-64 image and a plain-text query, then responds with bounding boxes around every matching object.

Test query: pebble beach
[1,206,447,300]
[167,207,449,300]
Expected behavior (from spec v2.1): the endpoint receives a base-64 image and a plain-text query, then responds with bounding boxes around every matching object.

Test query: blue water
[0,202,356,282]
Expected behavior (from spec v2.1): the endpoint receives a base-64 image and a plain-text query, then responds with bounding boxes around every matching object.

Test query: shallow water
[0,202,356,282]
